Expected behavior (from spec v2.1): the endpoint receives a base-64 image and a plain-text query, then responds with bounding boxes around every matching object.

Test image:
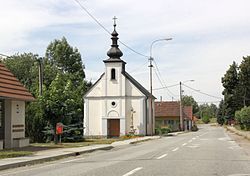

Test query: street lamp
[149,38,172,135]
[179,80,194,131]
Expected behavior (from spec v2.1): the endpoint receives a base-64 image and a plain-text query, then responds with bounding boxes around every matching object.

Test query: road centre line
[157,154,168,159]
[123,167,143,176]
[172,147,179,152]
[182,143,187,146]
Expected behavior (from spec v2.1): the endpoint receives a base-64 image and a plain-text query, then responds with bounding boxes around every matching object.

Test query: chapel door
[107,119,120,138]
[0,100,4,140]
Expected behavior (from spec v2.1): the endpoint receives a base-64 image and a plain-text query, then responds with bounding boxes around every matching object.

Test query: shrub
[191,124,198,131]
[155,126,171,135]
[235,106,250,131]
[202,115,210,124]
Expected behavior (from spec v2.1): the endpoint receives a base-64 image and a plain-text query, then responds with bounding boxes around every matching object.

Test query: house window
[111,68,116,80]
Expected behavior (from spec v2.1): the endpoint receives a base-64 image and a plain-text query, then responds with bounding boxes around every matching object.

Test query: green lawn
[0,150,33,159]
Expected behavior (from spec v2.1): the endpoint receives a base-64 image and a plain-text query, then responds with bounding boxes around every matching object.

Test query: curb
[225,126,250,141]
[0,145,113,171]
[0,136,161,171]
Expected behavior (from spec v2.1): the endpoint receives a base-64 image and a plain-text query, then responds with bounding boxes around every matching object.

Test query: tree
[198,103,217,119]
[238,56,250,107]
[43,37,90,142]
[3,53,39,95]
[216,100,225,125]
[235,106,250,130]
[222,61,242,120]
[45,37,85,78]
[3,37,91,142]
[181,95,199,114]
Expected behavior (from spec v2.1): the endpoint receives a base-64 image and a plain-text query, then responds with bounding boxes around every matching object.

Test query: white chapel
[84,21,155,137]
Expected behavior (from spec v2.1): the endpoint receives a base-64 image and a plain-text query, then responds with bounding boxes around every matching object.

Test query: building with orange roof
[155,101,193,131]
[0,62,34,149]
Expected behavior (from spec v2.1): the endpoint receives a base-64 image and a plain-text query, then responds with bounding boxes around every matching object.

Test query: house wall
[85,99,102,136]
[155,116,180,131]
[4,100,26,149]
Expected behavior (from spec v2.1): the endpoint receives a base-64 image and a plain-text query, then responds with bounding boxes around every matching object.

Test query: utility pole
[37,57,43,96]
[149,56,153,135]
[179,81,183,131]
[149,38,172,136]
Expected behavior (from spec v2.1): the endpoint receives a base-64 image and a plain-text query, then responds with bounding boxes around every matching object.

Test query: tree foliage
[181,95,199,114]
[3,37,91,142]
[222,61,242,119]
[221,56,250,126]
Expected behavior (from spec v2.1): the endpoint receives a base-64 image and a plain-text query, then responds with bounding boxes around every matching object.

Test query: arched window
[111,68,116,80]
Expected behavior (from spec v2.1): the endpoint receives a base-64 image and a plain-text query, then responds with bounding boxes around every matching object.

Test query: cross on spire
[113,16,117,28]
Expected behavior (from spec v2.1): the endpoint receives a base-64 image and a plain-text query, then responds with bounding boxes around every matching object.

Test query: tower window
[111,68,116,80]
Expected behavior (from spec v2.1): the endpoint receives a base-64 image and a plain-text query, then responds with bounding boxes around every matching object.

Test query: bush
[202,115,210,124]
[235,106,250,131]
[155,127,171,135]
[191,124,198,131]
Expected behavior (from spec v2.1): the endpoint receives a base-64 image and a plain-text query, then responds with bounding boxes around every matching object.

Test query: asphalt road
[1,124,250,176]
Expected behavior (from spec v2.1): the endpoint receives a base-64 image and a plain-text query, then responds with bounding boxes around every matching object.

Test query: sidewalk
[0,136,160,171]
[226,126,250,140]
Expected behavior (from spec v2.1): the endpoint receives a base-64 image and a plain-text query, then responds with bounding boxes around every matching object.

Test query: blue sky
[1,0,250,104]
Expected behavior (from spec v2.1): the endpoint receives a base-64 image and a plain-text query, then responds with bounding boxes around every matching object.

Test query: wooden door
[107,119,120,138]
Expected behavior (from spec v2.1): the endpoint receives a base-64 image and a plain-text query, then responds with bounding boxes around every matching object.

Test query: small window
[111,68,116,80]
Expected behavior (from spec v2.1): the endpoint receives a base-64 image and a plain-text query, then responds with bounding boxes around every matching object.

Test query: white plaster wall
[86,77,103,97]
[87,100,102,135]
[11,101,25,139]
[125,79,144,97]
[125,98,144,135]
[105,63,123,96]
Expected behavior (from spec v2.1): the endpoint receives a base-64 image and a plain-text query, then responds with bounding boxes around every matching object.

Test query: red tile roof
[0,62,35,101]
[155,101,193,120]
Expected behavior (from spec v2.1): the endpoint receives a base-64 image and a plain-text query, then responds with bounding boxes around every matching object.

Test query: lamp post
[149,38,172,135]
[179,80,194,131]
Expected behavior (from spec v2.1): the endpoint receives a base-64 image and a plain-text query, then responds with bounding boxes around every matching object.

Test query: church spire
[106,16,123,59]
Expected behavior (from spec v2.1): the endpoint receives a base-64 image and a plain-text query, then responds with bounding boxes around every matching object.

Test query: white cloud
[1,0,250,104]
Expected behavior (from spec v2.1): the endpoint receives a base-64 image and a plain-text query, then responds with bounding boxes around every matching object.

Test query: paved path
[0,125,250,176]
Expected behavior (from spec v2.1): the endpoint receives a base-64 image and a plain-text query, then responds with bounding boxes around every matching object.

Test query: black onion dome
[106,24,123,58]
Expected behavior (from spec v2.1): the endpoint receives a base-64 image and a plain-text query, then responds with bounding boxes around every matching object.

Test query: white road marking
[123,167,143,176]
[157,154,168,159]
[60,157,84,164]
[182,143,187,146]
[172,147,179,152]
[192,137,196,140]
[188,139,192,143]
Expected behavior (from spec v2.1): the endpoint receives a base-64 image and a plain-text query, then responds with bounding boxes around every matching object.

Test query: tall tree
[216,100,225,125]
[45,37,85,79]
[238,56,250,107]
[222,61,242,119]
[182,95,199,114]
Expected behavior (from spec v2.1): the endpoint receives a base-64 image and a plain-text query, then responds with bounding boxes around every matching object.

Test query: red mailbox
[56,123,63,135]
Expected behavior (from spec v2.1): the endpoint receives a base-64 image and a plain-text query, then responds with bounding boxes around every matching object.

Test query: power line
[182,83,223,100]
[128,61,149,73]
[0,53,9,57]
[153,68,176,99]
[73,0,148,58]
[153,83,179,90]
[153,59,176,98]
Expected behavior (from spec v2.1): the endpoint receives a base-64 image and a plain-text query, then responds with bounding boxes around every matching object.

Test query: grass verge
[0,150,33,159]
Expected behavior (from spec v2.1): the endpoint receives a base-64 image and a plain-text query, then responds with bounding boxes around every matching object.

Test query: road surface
[1,124,250,176]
